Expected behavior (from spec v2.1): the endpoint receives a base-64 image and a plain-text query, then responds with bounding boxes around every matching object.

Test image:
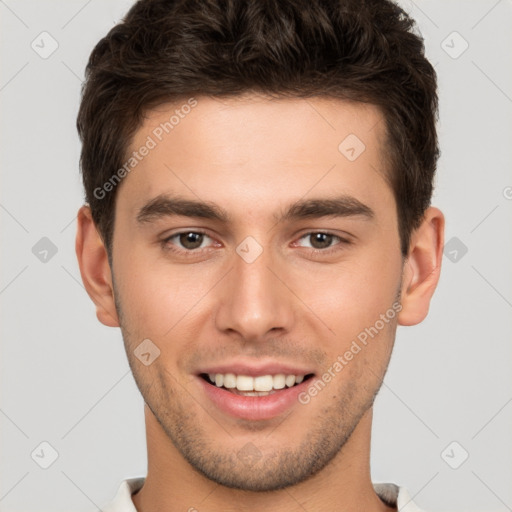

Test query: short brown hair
[77,0,439,258]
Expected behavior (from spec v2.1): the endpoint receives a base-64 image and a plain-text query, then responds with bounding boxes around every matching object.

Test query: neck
[131,405,395,512]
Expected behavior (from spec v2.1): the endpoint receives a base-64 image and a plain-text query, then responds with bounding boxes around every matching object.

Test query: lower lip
[197,376,312,421]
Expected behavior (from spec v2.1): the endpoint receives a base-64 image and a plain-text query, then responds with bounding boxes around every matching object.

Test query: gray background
[1,1,511,511]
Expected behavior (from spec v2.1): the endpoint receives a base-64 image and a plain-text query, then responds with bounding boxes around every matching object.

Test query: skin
[76,94,444,512]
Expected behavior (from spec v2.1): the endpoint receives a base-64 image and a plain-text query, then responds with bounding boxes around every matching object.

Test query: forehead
[118,94,393,218]
[139,94,386,160]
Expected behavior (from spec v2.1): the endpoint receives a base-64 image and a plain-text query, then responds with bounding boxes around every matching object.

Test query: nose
[214,246,295,342]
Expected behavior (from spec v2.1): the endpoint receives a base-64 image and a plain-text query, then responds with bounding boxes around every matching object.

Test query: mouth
[199,372,315,396]
[196,371,316,421]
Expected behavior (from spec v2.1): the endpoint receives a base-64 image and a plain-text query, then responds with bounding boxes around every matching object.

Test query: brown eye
[300,231,344,252]
[309,233,334,249]
[163,231,213,252]
[178,232,205,249]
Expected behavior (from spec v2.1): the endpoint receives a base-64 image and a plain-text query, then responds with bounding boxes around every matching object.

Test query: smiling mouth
[199,372,315,396]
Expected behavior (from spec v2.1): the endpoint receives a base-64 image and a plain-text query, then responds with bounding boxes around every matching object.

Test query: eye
[295,232,347,250]
[163,231,214,251]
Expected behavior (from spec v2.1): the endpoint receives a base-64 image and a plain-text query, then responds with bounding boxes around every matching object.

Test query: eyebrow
[136,194,375,225]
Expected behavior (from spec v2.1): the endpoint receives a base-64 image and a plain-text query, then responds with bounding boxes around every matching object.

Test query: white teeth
[254,375,273,392]
[223,373,237,389]
[206,372,307,391]
[215,374,224,387]
[273,374,286,389]
[285,375,296,387]
[236,375,254,391]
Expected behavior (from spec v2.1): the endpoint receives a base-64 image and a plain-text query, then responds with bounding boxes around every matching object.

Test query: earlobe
[397,207,445,326]
[75,205,120,328]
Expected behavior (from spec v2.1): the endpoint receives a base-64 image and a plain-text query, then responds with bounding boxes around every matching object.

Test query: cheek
[113,251,217,340]
[298,256,401,338]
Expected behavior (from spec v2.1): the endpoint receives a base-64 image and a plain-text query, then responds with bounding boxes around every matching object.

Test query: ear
[397,206,445,326]
[75,205,120,327]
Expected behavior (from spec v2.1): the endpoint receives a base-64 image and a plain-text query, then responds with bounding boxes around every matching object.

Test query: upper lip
[196,360,315,378]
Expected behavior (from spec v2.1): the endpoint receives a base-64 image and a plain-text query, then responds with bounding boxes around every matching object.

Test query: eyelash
[160,230,351,257]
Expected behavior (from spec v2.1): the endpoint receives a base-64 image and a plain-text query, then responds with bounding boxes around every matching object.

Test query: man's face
[111,95,404,491]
